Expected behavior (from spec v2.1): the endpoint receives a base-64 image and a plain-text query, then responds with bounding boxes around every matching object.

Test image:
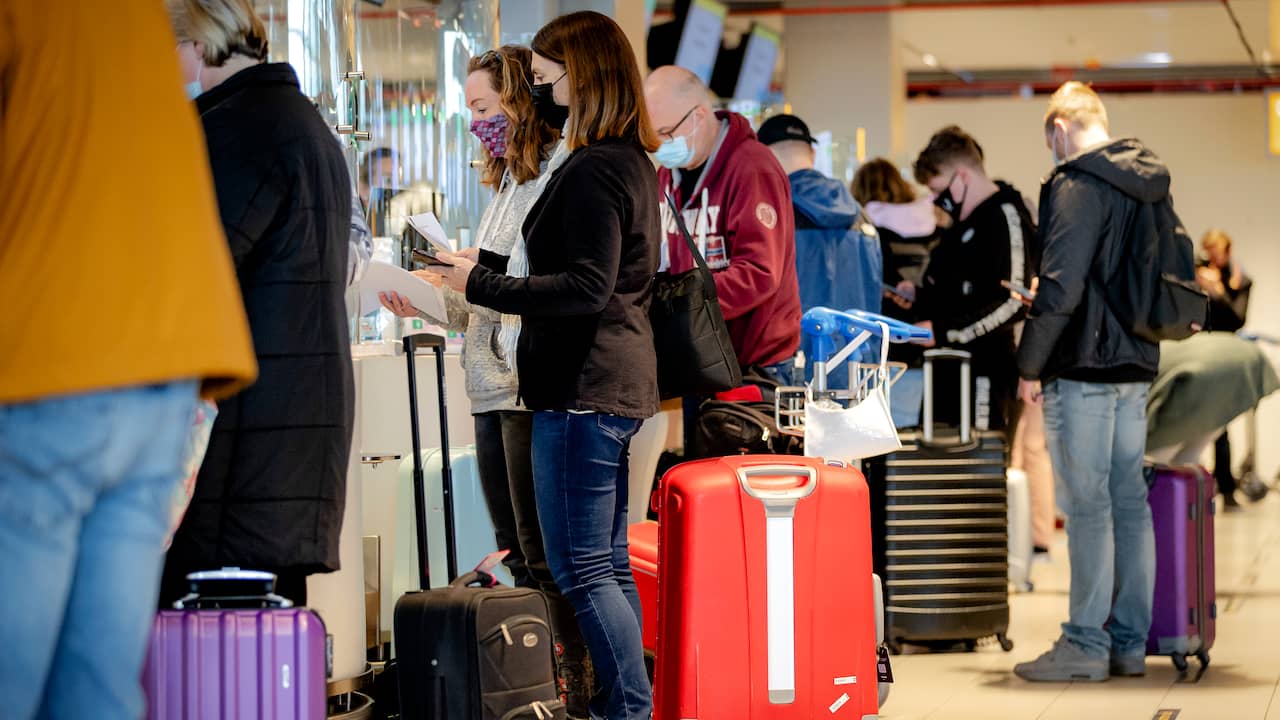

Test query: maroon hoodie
[658,111,801,368]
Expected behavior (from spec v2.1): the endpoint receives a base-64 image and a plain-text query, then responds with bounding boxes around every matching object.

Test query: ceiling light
[1142,52,1173,65]
[922,53,939,68]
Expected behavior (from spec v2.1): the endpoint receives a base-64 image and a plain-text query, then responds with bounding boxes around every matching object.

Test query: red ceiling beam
[908,76,1280,94]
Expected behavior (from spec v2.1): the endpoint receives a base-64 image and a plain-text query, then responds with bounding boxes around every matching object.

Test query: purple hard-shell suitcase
[143,571,328,720]
[1146,464,1216,673]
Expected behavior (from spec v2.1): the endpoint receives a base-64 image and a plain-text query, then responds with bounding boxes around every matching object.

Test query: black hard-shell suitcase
[880,349,1013,653]
[392,333,561,720]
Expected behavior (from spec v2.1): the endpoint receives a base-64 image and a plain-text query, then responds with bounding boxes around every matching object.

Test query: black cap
[757,114,816,146]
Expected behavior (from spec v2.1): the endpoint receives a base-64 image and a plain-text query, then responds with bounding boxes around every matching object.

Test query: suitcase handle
[921,348,972,445]
[449,570,498,589]
[736,465,818,517]
[403,332,458,589]
[174,592,294,610]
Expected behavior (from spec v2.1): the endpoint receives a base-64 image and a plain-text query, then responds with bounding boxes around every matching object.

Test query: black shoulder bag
[649,192,742,399]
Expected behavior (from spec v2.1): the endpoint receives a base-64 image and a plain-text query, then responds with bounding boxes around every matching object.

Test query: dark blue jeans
[532,411,649,720]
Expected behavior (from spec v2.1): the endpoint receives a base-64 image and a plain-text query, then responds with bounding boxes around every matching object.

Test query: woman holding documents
[378,46,595,711]
[159,0,354,606]
[430,13,661,720]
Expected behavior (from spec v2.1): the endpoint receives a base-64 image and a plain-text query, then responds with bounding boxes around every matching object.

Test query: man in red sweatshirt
[644,66,802,386]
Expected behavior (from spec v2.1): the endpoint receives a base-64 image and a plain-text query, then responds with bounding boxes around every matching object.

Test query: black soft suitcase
[393,333,564,720]
[881,348,1013,653]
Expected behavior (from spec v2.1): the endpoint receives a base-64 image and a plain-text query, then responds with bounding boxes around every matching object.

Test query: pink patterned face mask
[470,113,509,159]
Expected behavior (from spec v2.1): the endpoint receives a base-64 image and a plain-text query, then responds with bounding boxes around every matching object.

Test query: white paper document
[358,260,448,322]
[405,212,454,253]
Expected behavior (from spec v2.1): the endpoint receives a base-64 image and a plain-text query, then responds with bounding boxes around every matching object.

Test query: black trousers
[473,411,552,593]
[1214,431,1237,498]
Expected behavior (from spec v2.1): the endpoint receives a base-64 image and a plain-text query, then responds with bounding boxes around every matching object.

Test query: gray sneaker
[1014,638,1109,682]
[1110,652,1146,677]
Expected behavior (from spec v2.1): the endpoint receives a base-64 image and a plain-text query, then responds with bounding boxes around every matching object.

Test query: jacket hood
[789,168,861,228]
[694,110,763,183]
[1061,137,1170,203]
[865,197,937,238]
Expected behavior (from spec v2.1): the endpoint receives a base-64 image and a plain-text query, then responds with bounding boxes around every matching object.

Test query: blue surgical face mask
[655,112,700,169]
[655,136,693,169]
[184,54,204,100]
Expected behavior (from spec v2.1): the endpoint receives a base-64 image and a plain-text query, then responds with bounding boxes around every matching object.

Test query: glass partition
[252,0,498,343]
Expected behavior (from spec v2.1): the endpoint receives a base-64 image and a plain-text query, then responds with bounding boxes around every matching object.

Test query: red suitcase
[653,455,880,719]
[1146,464,1216,673]
[628,520,660,655]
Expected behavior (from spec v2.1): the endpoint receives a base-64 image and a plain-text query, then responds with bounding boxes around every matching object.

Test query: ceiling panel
[897,0,1269,71]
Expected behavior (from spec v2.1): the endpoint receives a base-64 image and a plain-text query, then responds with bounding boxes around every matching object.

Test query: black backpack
[1105,195,1208,343]
[691,367,804,458]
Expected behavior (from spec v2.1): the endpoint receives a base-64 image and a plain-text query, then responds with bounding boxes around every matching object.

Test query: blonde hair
[166,0,269,67]
[1044,81,1109,135]
[1202,228,1232,251]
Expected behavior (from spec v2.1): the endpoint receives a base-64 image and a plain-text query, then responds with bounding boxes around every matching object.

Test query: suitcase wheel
[1172,653,1189,673]
[1196,650,1211,670]
[997,633,1014,652]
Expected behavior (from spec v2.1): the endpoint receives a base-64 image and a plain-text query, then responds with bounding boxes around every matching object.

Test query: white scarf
[497,141,571,375]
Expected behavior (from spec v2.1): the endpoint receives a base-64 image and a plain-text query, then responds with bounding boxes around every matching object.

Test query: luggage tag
[877,646,894,684]
[474,550,512,586]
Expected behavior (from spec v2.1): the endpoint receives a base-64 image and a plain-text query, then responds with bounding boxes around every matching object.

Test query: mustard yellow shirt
[0,2,256,403]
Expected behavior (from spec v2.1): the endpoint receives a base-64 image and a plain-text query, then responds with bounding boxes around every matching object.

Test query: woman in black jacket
[161,0,354,606]
[434,12,660,719]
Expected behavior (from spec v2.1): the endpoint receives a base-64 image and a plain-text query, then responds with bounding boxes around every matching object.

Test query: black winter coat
[466,139,660,419]
[1017,138,1165,384]
[170,63,355,575]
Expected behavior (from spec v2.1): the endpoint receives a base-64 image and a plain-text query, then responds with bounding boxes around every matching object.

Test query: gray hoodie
[423,147,563,414]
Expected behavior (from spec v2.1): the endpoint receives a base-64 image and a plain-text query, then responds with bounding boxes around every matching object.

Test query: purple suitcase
[143,572,328,720]
[1146,464,1216,673]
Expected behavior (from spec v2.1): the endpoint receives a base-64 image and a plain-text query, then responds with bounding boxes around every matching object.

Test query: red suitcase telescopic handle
[735,464,818,518]
[733,462,819,704]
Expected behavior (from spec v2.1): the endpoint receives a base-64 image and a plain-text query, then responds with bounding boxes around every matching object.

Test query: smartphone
[882,283,910,301]
[1001,279,1035,304]
[411,247,453,267]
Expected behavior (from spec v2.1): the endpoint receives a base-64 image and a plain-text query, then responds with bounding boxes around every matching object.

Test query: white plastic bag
[804,321,902,463]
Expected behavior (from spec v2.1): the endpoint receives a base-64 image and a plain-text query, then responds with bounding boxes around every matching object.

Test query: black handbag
[650,192,742,399]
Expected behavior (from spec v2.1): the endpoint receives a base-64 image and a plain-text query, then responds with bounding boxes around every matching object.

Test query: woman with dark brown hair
[378,45,598,711]
[432,11,661,719]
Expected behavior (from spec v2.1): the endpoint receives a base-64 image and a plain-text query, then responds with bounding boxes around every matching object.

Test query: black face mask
[932,171,967,222]
[531,73,569,129]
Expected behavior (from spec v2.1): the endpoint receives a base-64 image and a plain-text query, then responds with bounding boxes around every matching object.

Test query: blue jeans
[0,381,198,720]
[889,368,924,429]
[1042,379,1154,658]
[759,356,798,387]
[532,411,649,720]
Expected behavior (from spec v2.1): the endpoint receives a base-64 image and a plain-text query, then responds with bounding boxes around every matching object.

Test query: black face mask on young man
[933,171,968,224]
[531,74,569,129]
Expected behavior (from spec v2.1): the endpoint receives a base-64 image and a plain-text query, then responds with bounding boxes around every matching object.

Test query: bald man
[644,66,801,389]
